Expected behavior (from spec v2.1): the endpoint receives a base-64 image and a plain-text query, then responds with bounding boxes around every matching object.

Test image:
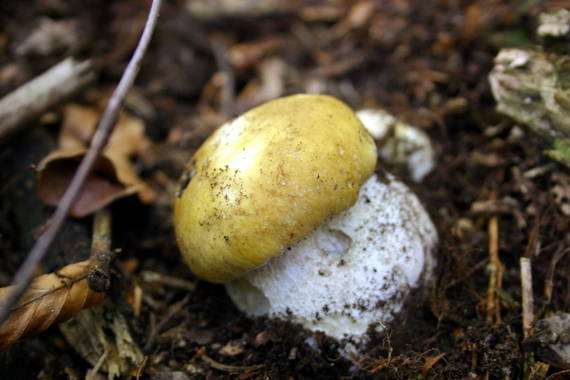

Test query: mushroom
[355,108,436,182]
[174,94,438,347]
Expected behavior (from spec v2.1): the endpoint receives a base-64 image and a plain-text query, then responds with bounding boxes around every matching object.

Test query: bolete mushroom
[174,94,437,345]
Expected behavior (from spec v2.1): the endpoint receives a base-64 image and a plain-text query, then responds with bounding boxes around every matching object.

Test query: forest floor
[1,0,570,379]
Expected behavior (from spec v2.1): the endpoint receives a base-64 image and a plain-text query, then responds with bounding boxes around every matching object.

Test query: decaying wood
[0,260,105,352]
[59,298,145,379]
[88,209,114,293]
[489,9,570,168]
[0,57,96,143]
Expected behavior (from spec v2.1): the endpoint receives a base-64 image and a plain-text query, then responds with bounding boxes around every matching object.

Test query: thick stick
[0,0,162,328]
[0,58,95,143]
[88,209,113,293]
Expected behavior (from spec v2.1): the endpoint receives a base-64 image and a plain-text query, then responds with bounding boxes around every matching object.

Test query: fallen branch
[0,0,162,329]
[0,57,96,143]
[0,260,105,352]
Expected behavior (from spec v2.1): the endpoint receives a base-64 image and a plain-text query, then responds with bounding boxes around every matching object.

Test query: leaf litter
[2,0,570,379]
[36,104,156,217]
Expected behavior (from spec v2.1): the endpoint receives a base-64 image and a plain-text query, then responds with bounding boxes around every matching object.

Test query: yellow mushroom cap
[174,94,377,283]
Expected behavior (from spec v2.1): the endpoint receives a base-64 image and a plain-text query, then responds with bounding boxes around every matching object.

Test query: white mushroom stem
[226,174,438,342]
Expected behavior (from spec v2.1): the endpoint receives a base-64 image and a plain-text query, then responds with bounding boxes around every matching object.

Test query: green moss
[545,138,570,166]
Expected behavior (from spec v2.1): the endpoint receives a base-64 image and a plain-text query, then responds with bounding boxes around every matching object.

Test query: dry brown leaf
[36,104,156,217]
[59,104,151,158]
[0,260,105,352]
[37,148,139,217]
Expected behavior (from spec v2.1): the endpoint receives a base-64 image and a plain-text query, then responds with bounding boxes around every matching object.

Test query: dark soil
[1,0,570,378]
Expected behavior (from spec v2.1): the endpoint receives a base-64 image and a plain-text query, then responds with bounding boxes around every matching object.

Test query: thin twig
[86,350,109,380]
[520,257,534,339]
[520,256,535,379]
[0,0,162,328]
[143,294,190,351]
[545,246,569,306]
[140,270,197,292]
[200,351,264,373]
[486,216,503,324]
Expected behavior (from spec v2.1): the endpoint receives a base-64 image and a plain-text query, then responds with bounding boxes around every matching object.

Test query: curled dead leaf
[36,104,156,217]
[37,148,138,217]
[58,104,151,157]
[0,260,105,352]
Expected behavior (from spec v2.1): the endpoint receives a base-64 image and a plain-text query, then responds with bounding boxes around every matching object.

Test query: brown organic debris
[36,104,156,217]
[59,297,145,379]
[197,348,264,375]
[551,173,570,216]
[486,215,503,325]
[88,208,114,292]
[525,313,570,370]
[16,18,79,57]
[520,257,535,339]
[0,260,105,352]
[5,0,570,378]
[37,148,136,217]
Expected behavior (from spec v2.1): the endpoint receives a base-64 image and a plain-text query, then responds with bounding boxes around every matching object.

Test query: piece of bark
[489,48,570,166]
[489,10,570,168]
[0,57,96,143]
